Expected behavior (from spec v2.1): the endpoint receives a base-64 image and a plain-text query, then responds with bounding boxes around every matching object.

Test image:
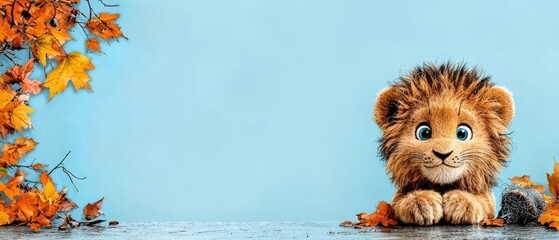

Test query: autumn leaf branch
[0,0,125,231]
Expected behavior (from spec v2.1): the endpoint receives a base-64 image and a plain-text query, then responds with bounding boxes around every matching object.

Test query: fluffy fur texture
[373,63,514,225]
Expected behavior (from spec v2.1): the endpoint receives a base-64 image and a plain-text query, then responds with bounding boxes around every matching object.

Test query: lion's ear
[374,87,400,129]
[487,86,515,126]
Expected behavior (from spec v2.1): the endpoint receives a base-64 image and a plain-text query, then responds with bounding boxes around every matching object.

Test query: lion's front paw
[393,190,443,225]
[443,190,485,224]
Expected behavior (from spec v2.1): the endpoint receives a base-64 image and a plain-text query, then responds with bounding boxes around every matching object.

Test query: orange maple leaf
[481,217,505,227]
[0,170,25,200]
[0,210,9,225]
[511,175,532,186]
[356,201,398,227]
[32,163,45,170]
[85,13,127,41]
[86,38,101,52]
[39,172,52,185]
[540,208,559,225]
[2,59,35,84]
[550,222,559,231]
[510,175,545,193]
[0,137,37,167]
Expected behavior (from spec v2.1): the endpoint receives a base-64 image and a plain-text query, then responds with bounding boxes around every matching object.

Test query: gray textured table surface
[2,222,559,239]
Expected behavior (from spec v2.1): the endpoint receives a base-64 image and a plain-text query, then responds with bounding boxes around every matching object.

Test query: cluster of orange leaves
[0,0,124,231]
[539,160,559,230]
[0,137,104,231]
[1,0,126,100]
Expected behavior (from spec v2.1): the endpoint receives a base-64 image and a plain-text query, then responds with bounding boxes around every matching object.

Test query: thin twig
[47,151,87,192]
[76,22,90,38]
[86,0,93,20]
[10,0,16,27]
[2,53,16,65]
[98,0,119,7]
[48,151,71,175]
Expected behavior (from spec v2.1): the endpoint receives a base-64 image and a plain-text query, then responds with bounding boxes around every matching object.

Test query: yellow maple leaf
[49,29,72,45]
[11,104,34,132]
[31,35,63,66]
[44,52,95,101]
[0,89,13,109]
[39,181,59,205]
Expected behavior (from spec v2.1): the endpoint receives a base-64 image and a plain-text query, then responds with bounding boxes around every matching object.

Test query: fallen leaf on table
[341,201,398,229]
[84,197,104,220]
[357,201,398,227]
[550,222,559,231]
[481,217,505,227]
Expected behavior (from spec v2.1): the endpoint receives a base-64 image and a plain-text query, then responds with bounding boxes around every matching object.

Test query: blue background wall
[21,0,559,221]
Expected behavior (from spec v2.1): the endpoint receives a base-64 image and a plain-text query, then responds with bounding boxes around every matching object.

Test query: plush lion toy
[373,63,514,225]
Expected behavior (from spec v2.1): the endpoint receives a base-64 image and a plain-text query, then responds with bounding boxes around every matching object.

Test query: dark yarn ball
[497,187,545,224]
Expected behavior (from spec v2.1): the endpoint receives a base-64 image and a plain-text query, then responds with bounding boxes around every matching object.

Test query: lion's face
[391,96,494,185]
[374,63,514,193]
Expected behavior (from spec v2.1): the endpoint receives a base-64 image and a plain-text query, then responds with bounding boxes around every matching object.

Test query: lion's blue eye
[456,125,473,141]
[416,125,431,140]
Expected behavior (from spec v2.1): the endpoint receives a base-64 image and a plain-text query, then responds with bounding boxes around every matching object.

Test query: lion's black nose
[433,150,453,160]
